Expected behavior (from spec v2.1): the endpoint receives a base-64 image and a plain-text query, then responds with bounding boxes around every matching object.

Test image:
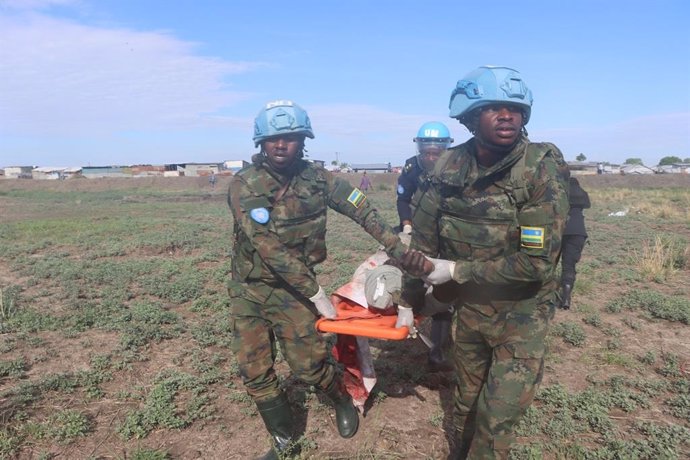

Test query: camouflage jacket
[228,155,405,299]
[402,136,570,308]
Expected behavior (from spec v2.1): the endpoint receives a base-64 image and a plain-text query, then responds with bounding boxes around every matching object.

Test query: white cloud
[0,13,265,136]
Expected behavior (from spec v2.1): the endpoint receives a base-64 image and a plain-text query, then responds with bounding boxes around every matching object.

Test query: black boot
[560,283,573,310]
[255,393,299,460]
[322,379,359,438]
[428,316,453,372]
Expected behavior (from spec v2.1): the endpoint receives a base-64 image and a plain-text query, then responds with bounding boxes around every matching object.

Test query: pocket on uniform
[508,341,545,359]
[439,213,513,259]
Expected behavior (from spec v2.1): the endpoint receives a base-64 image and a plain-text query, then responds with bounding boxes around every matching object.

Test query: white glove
[422,257,456,285]
[309,286,336,319]
[395,306,415,337]
[398,224,412,247]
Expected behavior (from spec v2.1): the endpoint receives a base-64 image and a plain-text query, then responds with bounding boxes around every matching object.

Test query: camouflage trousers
[229,281,335,403]
[451,297,555,459]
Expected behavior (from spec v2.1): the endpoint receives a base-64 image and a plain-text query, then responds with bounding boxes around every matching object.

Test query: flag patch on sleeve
[520,226,545,248]
[347,188,366,208]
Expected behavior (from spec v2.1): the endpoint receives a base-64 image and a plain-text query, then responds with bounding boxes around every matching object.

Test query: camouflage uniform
[401,136,569,459]
[228,154,404,403]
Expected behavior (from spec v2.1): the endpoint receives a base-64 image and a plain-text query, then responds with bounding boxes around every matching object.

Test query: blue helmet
[448,66,533,124]
[414,121,453,142]
[414,121,453,170]
[253,100,315,147]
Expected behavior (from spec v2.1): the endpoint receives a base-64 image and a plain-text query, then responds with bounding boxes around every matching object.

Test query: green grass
[1,178,688,458]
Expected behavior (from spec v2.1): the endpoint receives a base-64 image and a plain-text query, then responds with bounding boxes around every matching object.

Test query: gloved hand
[309,286,336,319]
[398,224,413,246]
[423,257,456,285]
[395,305,415,337]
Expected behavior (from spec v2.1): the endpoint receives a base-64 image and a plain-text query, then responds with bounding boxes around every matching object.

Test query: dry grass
[632,234,689,282]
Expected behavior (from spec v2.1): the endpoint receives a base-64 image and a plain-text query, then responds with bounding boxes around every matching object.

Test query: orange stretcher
[315,298,419,340]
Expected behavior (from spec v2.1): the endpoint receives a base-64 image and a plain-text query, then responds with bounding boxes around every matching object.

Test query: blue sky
[1,0,689,168]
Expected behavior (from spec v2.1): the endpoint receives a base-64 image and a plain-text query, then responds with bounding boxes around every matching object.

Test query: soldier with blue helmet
[396,121,455,371]
[400,66,569,459]
[228,100,408,459]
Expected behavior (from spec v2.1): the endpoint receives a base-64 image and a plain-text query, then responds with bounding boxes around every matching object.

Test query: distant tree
[624,158,643,165]
[658,156,683,166]
[576,153,587,161]
[341,162,349,168]
[685,158,690,163]
[331,160,338,166]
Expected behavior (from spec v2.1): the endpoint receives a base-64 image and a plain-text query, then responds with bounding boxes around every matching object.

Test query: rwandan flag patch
[347,188,366,208]
[520,226,545,248]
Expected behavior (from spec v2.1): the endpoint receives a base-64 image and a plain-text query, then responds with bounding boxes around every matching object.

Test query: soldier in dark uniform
[228,100,407,459]
[560,176,591,309]
[397,121,455,371]
[400,66,570,459]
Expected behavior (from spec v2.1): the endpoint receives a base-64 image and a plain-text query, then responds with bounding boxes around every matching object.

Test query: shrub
[44,410,92,444]
[551,322,586,347]
[605,289,690,324]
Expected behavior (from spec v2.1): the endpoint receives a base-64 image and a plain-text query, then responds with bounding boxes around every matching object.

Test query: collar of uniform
[434,136,529,188]
[473,136,529,181]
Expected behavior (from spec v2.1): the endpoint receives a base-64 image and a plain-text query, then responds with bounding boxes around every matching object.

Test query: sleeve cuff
[452,261,473,284]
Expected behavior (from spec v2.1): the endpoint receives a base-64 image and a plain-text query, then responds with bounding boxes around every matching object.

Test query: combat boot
[560,283,573,310]
[322,378,359,438]
[428,316,453,372]
[255,393,300,460]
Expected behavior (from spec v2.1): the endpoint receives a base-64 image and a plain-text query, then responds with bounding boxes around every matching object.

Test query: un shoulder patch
[347,188,366,208]
[250,207,270,224]
[520,226,545,248]
[397,184,405,195]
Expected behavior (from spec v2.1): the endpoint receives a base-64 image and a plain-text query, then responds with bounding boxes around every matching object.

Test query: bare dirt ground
[0,173,688,459]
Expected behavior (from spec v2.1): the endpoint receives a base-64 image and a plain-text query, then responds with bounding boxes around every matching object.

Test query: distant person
[399,66,569,459]
[597,162,604,175]
[359,171,371,191]
[397,121,455,371]
[560,176,591,309]
[227,100,408,458]
[209,171,217,190]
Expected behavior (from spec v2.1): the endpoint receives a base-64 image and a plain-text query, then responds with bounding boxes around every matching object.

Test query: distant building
[223,160,249,173]
[4,166,34,179]
[130,165,165,176]
[82,166,129,178]
[349,163,392,173]
[620,164,655,175]
[567,161,599,175]
[656,163,690,174]
[63,167,83,179]
[176,163,221,177]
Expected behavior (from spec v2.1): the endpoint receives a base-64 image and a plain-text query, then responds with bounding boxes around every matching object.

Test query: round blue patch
[397,184,405,195]
[250,207,270,224]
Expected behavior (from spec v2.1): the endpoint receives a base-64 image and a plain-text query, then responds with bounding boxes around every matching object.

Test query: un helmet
[414,121,453,170]
[448,66,533,125]
[253,100,315,147]
[414,121,453,144]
